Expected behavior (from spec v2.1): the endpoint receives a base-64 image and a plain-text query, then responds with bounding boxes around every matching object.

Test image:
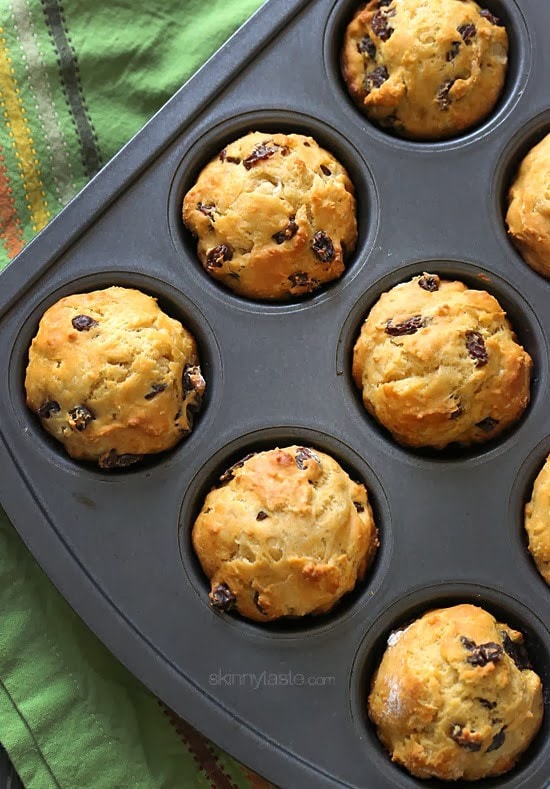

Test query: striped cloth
[0,1,277,787]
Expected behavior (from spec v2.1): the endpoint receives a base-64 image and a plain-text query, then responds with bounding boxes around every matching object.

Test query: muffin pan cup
[0,1,549,787]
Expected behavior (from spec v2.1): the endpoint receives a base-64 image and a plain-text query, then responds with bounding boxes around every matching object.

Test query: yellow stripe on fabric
[0,26,49,233]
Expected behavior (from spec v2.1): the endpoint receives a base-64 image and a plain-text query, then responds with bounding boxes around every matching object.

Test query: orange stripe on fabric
[0,149,24,258]
[0,26,50,233]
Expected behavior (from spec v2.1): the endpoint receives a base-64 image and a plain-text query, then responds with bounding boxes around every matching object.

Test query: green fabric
[0,2,270,787]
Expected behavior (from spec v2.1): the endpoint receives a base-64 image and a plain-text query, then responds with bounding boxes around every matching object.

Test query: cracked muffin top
[341,0,508,140]
[25,286,205,468]
[192,446,378,621]
[182,131,357,300]
[368,604,544,780]
[506,132,550,278]
[352,273,532,448]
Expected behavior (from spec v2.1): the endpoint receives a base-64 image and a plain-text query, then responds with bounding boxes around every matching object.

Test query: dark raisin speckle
[197,202,216,220]
[273,216,298,244]
[385,315,424,336]
[243,142,281,170]
[479,8,501,26]
[206,244,233,270]
[451,404,463,420]
[219,149,241,164]
[458,23,476,44]
[476,416,499,433]
[218,453,256,486]
[183,365,206,397]
[288,272,319,292]
[447,41,461,61]
[465,330,488,366]
[364,65,389,94]
[461,636,503,667]
[486,728,506,752]
[418,274,440,292]
[295,447,320,470]
[210,583,236,612]
[99,450,143,469]
[144,383,167,400]
[253,590,267,615]
[478,698,497,710]
[371,10,394,41]
[358,35,376,58]
[37,400,60,418]
[354,502,365,513]
[501,631,531,670]
[437,79,455,110]
[68,405,95,432]
[450,725,482,752]
[72,315,98,331]
[320,164,331,176]
[312,231,335,262]
[256,511,269,521]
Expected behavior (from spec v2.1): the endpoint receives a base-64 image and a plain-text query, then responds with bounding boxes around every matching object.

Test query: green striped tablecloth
[0,1,277,786]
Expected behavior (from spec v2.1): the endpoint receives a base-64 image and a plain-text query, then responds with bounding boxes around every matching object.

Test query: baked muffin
[524,455,550,584]
[182,132,357,300]
[352,273,532,448]
[369,604,544,780]
[506,133,550,277]
[25,286,205,468]
[341,0,508,140]
[192,446,378,621]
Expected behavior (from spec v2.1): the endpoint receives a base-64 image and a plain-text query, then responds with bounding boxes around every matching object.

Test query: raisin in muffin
[192,446,378,621]
[341,0,508,140]
[524,455,550,584]
[369,604,544,780]
[352,274,532,448]
[25,287,205,468]
[182,132,357,300]
[506,133,550,277]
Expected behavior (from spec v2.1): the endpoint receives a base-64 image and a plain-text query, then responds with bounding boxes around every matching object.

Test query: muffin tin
[0,0,549,786]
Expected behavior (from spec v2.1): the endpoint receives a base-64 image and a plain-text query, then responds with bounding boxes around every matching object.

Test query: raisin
[303,141,311,147]
[461,636,503,666]
[288,272,318,292]
[210,583,236,612]
[364,65,389,94]
[37,400,60,418]
[479,8,501,26]
[465,330,488,366]
[320,164,331,176]
[458,23,476,44]
[219,149,241,164]
[206,244,233,269]
[272,216,298,244]
[371,10,393,40]
[99,450,143,469]
[418,274,440,292]
[354,502,365,513]
[256,511,269,521]
[68,405,95,432]
[476,416,499,432]
[72,315,98,331]
[144,383,167,400]
[501,631,531,670]
[437,79,455,110]
[451,404,463,419]
[183,365,206,397]
[486,728,506,752]
[378,0,391,5]
[253,590,267,615]
[312,231,335,262]
[450,725,482,752]
[197,202,216,220]
[478,698,497,710]
[243,142,280,170]
[295,447,320,470]
[218,453,256,485]
[385,315,424,336]
[446,41,461,61]
[358,35,376,58]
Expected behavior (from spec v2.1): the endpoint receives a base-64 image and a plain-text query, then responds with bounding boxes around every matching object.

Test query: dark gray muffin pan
[0,1,549,786]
